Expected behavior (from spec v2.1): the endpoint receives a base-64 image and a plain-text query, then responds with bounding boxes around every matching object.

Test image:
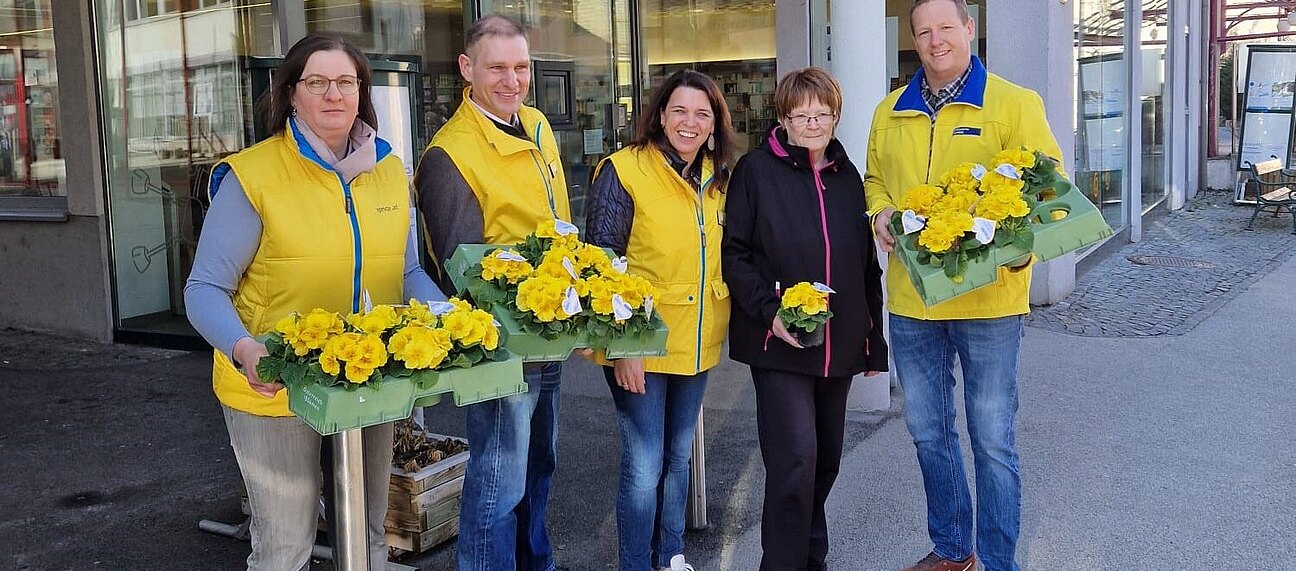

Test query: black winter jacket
[721,127,888,378]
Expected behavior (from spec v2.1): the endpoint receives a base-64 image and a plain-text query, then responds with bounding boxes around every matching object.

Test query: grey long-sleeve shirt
[184,121,446,359]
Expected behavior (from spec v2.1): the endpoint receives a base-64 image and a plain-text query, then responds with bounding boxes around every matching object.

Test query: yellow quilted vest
[426,88,572,246]
[594,146,730,375]
[208,125,410,416]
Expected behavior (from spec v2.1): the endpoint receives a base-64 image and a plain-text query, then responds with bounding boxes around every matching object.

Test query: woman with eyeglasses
[185,33,446,570]
[721,67,889,570]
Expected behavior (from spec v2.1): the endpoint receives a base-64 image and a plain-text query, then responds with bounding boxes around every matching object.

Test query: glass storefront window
[1140,0,1168,212]
[639,0,776,154]
[0,0,63,198]
[96,0,280,337]
[1075,0,1130,231]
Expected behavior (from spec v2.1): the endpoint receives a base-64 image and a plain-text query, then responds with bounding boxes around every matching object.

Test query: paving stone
[1026,190,1296,338]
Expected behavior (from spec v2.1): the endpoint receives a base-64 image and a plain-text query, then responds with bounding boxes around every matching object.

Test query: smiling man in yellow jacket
[413,15,570,571]
[862,2,1064,571]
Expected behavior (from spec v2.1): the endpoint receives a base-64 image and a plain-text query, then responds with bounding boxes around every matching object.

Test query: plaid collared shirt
[921,62,974,116]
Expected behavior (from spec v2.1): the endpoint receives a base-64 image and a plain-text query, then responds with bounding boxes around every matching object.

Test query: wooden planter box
[385,434,469,554]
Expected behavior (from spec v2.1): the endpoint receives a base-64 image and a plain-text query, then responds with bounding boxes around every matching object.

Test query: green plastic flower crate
[288,377,417,436]
[445,243,500,294]
[411,353,529,407]
[445,243,668,362]
[602,313,669,359]
[1027,182,1114,261]
[889,228,1005,306]
[289,355,529,435]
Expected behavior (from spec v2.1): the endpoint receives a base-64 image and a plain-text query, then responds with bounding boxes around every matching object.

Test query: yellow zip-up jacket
[207,123,409,416]
[426,88,571,246]
[591,146,730,375]
[864,56,1064,320]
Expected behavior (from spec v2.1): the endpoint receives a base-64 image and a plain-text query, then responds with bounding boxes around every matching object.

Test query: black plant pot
[792,325,825,348]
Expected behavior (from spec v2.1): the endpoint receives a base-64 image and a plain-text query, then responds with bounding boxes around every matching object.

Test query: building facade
[0,0,1206,345]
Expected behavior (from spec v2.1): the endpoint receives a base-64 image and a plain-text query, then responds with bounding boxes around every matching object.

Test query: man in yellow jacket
[863,2,1063,571]
[413,15,571,571]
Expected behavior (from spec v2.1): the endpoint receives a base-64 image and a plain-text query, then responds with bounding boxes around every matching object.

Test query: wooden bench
[1244,158,1296,234]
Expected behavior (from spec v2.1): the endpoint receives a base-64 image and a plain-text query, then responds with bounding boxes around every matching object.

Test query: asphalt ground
[2,190,1293,570]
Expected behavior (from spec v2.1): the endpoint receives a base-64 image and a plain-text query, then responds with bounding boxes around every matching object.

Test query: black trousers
[751,367,853,571]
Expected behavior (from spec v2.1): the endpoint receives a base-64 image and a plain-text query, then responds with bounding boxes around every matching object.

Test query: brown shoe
[899,552,977,571]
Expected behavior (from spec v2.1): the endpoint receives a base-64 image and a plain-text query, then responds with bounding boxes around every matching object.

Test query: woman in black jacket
[721,67,889,571]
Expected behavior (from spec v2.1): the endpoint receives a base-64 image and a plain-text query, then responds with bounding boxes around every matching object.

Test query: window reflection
[640,0,776,154]
[0,0,63,198]
[1075,0,1130,230]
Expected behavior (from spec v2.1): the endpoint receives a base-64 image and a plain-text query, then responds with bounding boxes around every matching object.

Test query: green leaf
[255,358,286,384]
[410,369,437,389]
[282,362,308,386]
[943,252,961,278]
[449,353,473,369]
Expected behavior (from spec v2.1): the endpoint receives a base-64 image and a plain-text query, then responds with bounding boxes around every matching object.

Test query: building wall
[0,218,112,340]
[0,0,113,341]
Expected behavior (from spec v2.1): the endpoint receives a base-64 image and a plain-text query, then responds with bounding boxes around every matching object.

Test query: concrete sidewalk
[2,191,1293,570]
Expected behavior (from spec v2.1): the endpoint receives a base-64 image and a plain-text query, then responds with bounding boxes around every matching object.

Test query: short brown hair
[773,67,843,119]
[464,14,528,53]
[909,0,972,27]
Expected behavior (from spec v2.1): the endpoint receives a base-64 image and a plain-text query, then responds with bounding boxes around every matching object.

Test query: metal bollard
[684,408,708,529]
[331,428,371,571]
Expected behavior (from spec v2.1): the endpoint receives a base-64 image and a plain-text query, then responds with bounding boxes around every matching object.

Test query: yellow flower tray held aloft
[288,352,526,435]
[889,181,1111,307]
[444,243,668,362]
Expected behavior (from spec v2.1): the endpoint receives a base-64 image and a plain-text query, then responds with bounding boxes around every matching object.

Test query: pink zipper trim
[813,166,832,378]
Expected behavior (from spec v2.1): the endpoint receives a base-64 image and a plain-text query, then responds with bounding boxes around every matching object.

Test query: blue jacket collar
[893,55,987,115]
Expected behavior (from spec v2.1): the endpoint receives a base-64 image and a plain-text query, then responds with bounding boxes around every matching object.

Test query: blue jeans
[890,314,1024,571]
[457,362,562,571]
[603,367,708,571]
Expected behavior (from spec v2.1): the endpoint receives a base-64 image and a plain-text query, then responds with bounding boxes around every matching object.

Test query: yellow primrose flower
[991,147,1036,171]
[473,310,500,350]
[781,282,828,315]
[575,243,613,274]
[326,332,364,363]
[481,249,535,284]
[932,188,978,216]
[901,184,945,216]
[275,314,301,337]
[535,220,581,249]
[974,190,1030,222]
[441,309,487,347]
[918,210,974,253]
[346,305,401,334]
[344,362,374,384]
[319,350,341,377]
[403,299,437,327]
[301,308,344,335]
[349,333,389,371]
[980,171,1025,196]
[516,275,571,322]
[388,325,451,370]
[940,162,982,195]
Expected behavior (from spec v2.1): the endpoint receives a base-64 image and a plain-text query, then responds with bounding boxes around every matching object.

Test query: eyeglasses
[297,74,362,96]
[786,112,837,127]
